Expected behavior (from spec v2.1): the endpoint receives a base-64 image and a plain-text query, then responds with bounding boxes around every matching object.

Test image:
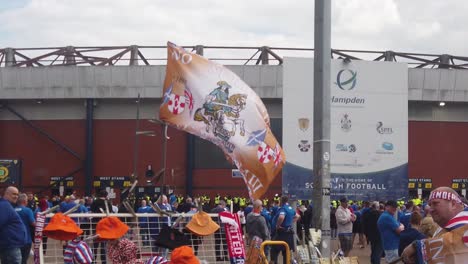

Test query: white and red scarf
[220,211,246,263]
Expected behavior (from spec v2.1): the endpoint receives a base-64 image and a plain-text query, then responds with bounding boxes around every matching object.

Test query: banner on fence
[220,211,246,263]
[34,213,46,264]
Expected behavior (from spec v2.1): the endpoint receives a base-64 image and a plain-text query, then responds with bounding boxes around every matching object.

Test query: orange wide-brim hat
[170,246,200,264]
[185,211,219,236]
[43,213,83,241]
[96,216,129,240]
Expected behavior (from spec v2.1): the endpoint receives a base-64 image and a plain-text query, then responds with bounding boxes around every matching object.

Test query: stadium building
[1,45,468,199]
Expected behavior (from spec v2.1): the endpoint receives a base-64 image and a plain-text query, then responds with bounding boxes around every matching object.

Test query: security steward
[270,195,299,264]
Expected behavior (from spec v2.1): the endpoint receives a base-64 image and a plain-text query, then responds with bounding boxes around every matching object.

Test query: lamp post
[148,119,169,194]
[162,124,169,192]
[313,0,332,259]
[132,93,141,181]
[131,95,169,199]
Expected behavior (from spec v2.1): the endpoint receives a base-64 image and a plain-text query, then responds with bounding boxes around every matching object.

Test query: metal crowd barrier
[38,213,230,264]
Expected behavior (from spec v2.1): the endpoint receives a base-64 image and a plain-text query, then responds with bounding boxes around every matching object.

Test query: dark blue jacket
[0,198,27,249]
[398,226,426,255]
[400,212,412,229]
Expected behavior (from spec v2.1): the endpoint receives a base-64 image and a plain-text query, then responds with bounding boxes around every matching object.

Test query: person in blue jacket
[15,193,36,264]
[137,199,151,246]
[377,200,405,263]
[0,186,27,264]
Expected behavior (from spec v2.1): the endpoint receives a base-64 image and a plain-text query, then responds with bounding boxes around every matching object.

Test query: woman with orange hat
[90,190,112,263]
[145,246,200,264]
[95,215,146,264]
[107,238,145,264]
[42,211,94,263]
[167,246,200,264]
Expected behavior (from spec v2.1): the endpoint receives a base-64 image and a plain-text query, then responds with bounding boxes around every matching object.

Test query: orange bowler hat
[43,213,83,241]
[96,216,129,240]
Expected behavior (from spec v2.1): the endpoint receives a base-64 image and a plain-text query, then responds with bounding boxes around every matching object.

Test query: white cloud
[333,0,400,36]
[0,0,467,59]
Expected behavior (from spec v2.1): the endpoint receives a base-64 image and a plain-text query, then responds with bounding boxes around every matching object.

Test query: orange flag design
[160,42,285,199]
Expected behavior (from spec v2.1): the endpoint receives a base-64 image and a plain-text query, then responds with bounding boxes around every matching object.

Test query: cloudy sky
[0,0,467,61]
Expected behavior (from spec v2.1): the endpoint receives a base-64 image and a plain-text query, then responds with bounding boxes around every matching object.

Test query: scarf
[220,211,246,263]
[33,213,46,264]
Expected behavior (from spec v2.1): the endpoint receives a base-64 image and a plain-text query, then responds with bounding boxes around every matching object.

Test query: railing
[39,213,232,264]
[1,45,467,68]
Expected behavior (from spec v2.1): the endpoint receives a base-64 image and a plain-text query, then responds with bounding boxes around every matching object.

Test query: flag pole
[312,0,332,259]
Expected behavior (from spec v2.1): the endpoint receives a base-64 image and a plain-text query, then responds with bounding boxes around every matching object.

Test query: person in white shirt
[237,206,247,236]
[111,200,118,213]
[335,197,356,257]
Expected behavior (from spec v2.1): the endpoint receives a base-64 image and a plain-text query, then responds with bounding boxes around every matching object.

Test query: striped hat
[145,256,169,264]
[64,239,93,264]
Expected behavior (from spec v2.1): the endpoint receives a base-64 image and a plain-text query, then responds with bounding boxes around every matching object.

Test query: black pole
[18,160,23,190]
[85,99,94,196]
[185,134,195,197]
[162,124,167,194]
[133,94,141,179]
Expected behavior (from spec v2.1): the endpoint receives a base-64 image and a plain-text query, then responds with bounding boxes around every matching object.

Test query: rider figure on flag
[204,81,232,114]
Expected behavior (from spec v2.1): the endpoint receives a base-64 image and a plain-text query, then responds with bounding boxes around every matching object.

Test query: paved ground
[331,238,389,264]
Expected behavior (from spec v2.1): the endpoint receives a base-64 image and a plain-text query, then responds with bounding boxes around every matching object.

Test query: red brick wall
[0,120,85,192]
[2,119,468,198]
[408,121,468,187]
[0,119,187,197]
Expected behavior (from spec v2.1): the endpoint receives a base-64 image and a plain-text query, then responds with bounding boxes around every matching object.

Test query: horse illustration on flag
[193,81,247,150]
[159,42,285,199]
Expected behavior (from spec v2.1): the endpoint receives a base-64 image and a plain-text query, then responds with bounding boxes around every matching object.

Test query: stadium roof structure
[0,45,467,69]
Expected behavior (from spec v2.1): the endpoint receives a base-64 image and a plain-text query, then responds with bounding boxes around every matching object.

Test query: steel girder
[0,45,467,68]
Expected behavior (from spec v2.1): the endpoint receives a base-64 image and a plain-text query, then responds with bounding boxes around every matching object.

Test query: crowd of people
[1,186,467,263]
[0,187,207,264]
[332,187,468,264]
